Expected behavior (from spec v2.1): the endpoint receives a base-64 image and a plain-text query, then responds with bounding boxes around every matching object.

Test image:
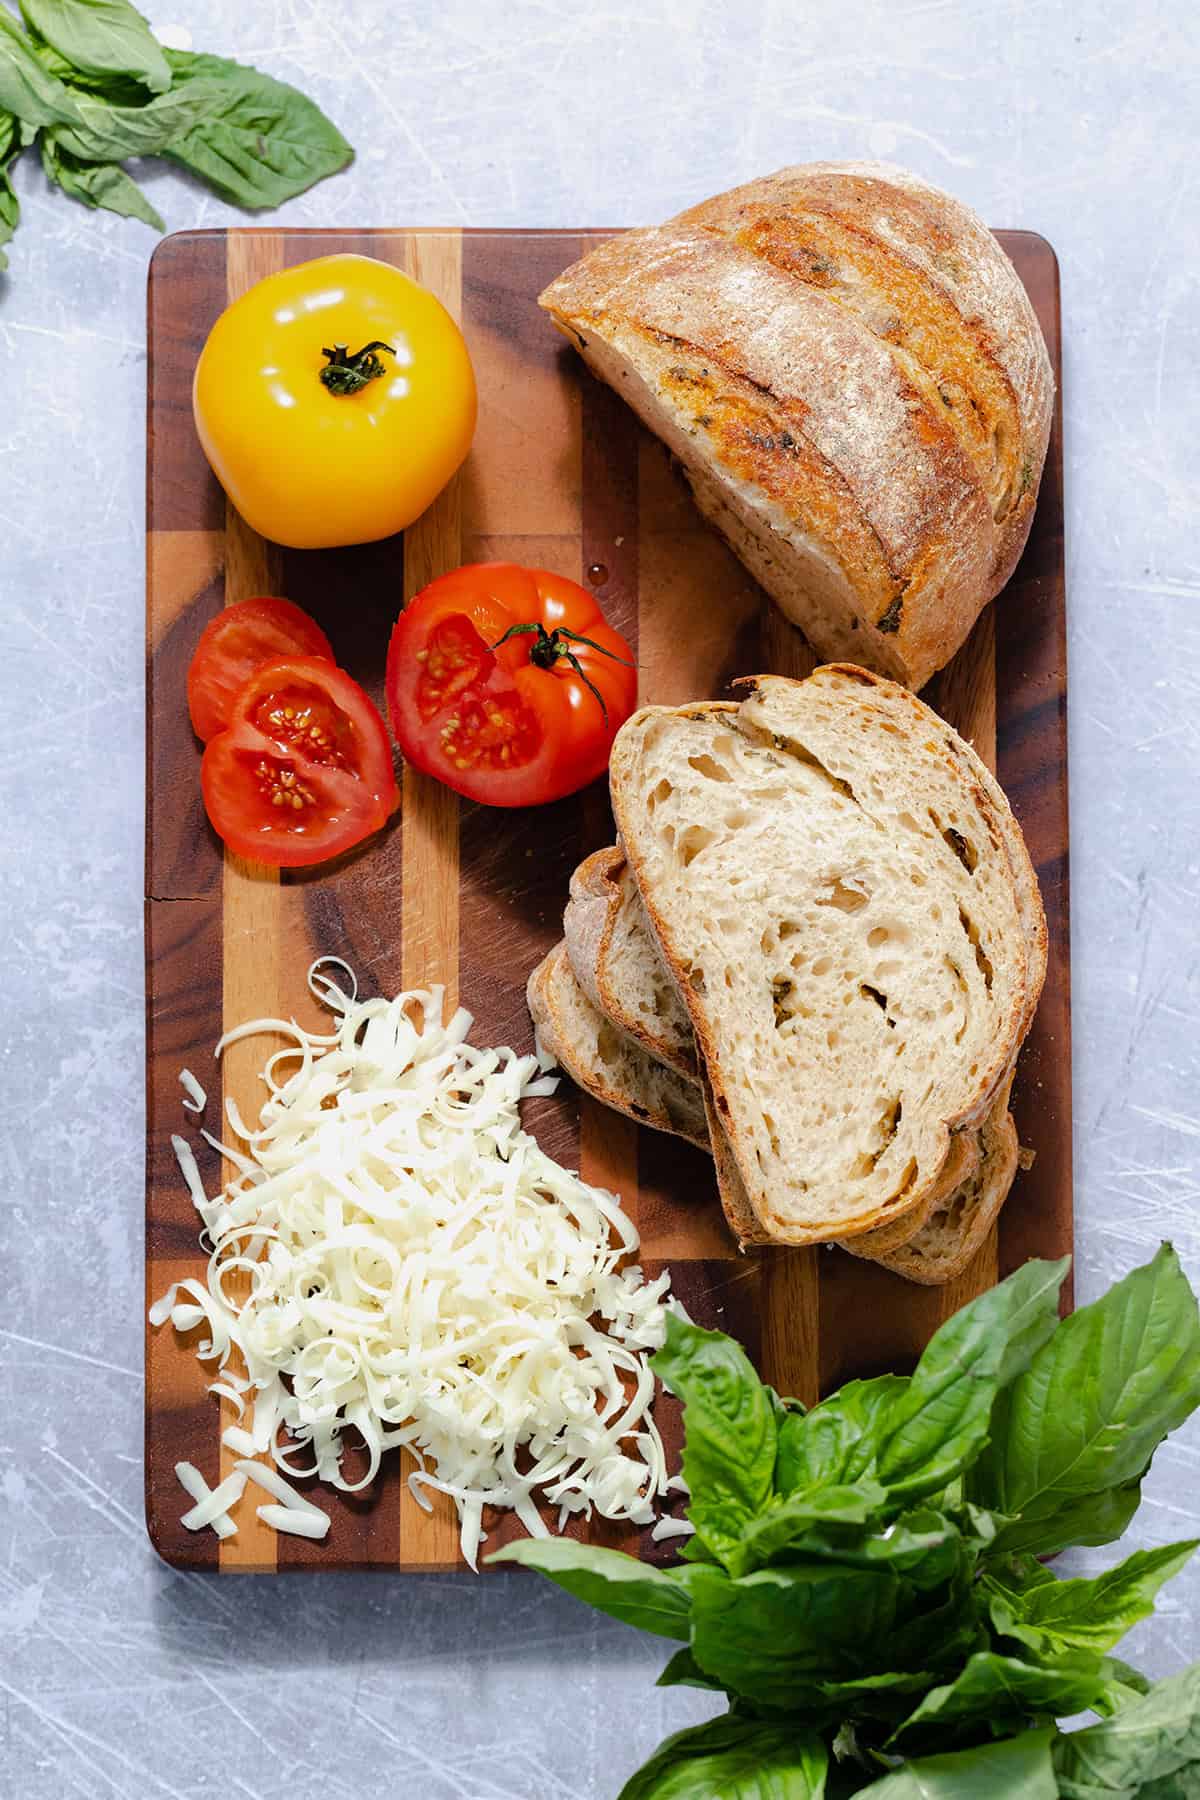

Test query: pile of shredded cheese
[150,960,673,1566]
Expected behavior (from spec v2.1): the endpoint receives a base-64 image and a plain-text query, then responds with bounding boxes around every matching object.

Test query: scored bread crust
[526,944,709,1150]
[610,667,1039,1245]
[564,845,698,1079]
[539,161,1053,692]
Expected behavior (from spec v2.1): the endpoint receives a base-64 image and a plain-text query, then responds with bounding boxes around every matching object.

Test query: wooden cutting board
[145,226,1070,1573]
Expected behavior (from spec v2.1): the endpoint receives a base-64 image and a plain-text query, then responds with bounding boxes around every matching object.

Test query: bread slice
[564,845,697,1078]
[609,666,1040,1244]
[527,944,709,1150]
[539,935,1011,1284]
[539,162,1053,692]
[564,839,989,1257]
[861,1078,1020,1284]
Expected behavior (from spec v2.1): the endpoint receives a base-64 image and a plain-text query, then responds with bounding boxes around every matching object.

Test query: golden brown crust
[540,162,1053,692]
[527,945,710,1150]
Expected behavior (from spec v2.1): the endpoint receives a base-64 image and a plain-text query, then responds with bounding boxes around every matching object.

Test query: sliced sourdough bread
[538,935,1013,1280]
[609,666,1041,1245]
[526,943,709,1150]
[563,844,697,1078]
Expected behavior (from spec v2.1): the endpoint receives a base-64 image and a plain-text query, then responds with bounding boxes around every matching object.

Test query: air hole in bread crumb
[812,956,833,978]
[958,904,994,992]
[688,967,706,995]
[687,753,734,783]
[943,827,978,873]
[677,825,717,867]
[882,1159,918,1208]
[647,779,673,812]
[817,876,870,913]
[867,926,890,949]
[779,919,802,941]
[860,984,888,1011]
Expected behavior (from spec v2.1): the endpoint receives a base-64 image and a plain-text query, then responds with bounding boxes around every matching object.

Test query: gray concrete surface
[2,0,1198,1794]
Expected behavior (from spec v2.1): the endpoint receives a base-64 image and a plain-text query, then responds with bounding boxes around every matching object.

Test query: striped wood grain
[146,226,1069,1571]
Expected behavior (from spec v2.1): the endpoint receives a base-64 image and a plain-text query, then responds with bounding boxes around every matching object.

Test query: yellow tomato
[193,253,476,550]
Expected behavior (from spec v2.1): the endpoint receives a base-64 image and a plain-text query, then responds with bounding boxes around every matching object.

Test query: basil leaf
[726,1481,888,1578]
[971,1246,1200,1556]
[40,130,163,228]
[655,1313,778,1566]
[655,1646,723,1692]
[160,49,351,209]
[984,1541,1199,1657]
[49,80,222,160]
[781,1509,964,1589]
[1091,1656,1156,1720]
[777,1377,909,1494]
[20,0,170,96]
[1136,1768,1200,1798]
[875,1257,1071,1506]
[690,1564,900,1710]
[887,1649,1109,1750]
[0,109,19,271]
[487,1538,703,1641]
[0,8,82,126]
[1053,1664,1200,1795]
[617,1716,828,1800]
[855,1729,1058,1798]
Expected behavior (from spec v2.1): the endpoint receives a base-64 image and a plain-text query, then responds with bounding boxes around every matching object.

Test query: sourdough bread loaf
[540,162,1053,691]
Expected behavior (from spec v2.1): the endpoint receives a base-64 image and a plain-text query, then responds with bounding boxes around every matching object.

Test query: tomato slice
[201,657,398,867]
[187,598,335,742]
[386,564,637,808]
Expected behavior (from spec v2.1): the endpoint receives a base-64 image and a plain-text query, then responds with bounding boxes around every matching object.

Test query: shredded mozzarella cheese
[152,961,672,1567]
[174,1462,240,1539]
[179,1068,207,1112]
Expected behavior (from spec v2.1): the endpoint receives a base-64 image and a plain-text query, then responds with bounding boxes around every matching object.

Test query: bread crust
[540,161,1053,692]
[563,844,699,1078]
[527,944,709,1150]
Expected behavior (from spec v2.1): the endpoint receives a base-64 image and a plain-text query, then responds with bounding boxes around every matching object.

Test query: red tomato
[188,597,334,742]
[201,657,398,867]
[386,564,637,807]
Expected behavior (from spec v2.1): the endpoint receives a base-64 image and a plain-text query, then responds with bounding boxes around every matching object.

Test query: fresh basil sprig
[493,1246,1200,1797]
[0,0,351,274]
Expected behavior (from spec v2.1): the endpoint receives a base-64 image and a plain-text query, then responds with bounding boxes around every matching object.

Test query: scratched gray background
[2,0,1198,1794]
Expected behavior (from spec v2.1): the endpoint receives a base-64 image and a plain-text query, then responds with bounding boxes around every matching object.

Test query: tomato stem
[319,341,396,396]
[489,621,635,728]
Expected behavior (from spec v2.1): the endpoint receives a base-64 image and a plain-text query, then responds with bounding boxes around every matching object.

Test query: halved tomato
[187,597,334,742]
[386,564,637,808]
[201,656,398,867]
